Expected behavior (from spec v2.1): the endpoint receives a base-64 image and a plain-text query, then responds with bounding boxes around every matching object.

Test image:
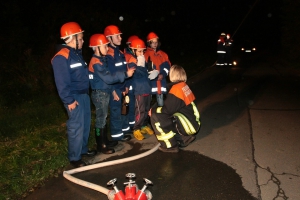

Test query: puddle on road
[72,143,257,200]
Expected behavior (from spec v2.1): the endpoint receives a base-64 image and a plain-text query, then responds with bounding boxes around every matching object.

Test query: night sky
[0,0,282,58]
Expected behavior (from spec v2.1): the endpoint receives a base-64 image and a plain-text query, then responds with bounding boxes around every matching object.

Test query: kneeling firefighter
[149,65,201,153]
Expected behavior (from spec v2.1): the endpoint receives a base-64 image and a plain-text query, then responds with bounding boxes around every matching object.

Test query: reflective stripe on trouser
[109,89,127,140]
[172,102,200,137]
[64,94,91,161]
[150,111,178,148]
[173,102,200,135]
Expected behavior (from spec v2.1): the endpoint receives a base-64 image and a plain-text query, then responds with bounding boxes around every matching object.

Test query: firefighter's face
[150,38,158,50]
[111,34,122,45]
[99,44,108,55]
[70,33,84,49]
[135,48,145,56]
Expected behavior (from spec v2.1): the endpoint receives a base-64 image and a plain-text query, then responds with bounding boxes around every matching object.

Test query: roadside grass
[0,53,213,200]
[0,94,76,200]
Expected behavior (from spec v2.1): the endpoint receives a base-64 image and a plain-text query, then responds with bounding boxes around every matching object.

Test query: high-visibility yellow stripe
[173,113,196,135]
[154,122,175,148]
[156,131,175,140]
[191,102,201,126]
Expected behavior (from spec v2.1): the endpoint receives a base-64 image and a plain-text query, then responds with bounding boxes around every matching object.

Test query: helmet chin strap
[133,49,137,57]
[109,36,118,47]
[98,47,105,57]
[75,35,78,50]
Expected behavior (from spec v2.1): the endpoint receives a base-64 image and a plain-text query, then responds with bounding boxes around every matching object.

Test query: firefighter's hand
[122,87,129,96]
[148,108,152,117]
[126,67,135,77]
[148,70,159,80]
[137,55,145,67]
[68,100,79,111]
[157,74,163,81]
[112,90,120,101]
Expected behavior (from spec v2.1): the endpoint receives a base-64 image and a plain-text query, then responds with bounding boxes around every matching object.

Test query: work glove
[148,70,159,80]
[137,55,145,67]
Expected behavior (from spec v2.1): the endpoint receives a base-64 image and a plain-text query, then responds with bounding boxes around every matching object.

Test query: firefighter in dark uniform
[124,38,153,141]
[51,22,97,168]
[104,25,131,141]
[225,33,233,65]
[216,32,226,66]
[149,65,201,153]
[124,35,140,132]
[88,34,135,154]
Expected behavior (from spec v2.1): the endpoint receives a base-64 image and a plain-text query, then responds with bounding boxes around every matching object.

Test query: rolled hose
[63,143,161,196]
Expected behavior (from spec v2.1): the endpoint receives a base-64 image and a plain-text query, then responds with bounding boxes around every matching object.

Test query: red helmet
[104,25,122,37]
[126,35,139,44]
[89,34,109,47]
[60,22,84,39]
[130,38,146,49]
[147,32,159,42]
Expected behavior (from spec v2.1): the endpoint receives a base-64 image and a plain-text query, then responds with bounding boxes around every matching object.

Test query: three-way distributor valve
[107,173,153,200]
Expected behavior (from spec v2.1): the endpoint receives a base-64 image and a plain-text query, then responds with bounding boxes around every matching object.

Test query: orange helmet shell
[104,25,122,37]
[60,22,84,39]
[130,38,146,49]
[147,32,159,42]
[126,35,139,44]
[89,34,109,47]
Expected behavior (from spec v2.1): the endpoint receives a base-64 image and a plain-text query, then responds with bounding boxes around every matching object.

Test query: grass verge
[0,94,71,199]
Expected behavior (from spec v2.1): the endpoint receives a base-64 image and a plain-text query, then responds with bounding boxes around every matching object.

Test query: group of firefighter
[51,22,201,168]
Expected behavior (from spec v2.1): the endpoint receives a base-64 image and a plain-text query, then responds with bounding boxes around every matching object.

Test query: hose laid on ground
[63,143,161,196]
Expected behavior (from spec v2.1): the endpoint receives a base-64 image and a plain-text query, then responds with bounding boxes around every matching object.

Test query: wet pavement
[26,60,300,200]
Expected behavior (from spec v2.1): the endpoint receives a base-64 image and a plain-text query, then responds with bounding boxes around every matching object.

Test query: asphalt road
[26,58,300,200]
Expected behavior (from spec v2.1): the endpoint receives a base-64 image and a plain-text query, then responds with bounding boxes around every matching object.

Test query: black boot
[104,125,118,147]
[95,128,115,154]
[177,135,196,148]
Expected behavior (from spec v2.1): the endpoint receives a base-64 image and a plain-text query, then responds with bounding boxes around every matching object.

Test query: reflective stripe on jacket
[51,46,89,105]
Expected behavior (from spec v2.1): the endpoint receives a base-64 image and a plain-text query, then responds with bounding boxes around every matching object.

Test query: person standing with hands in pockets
[51,22,97,168]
